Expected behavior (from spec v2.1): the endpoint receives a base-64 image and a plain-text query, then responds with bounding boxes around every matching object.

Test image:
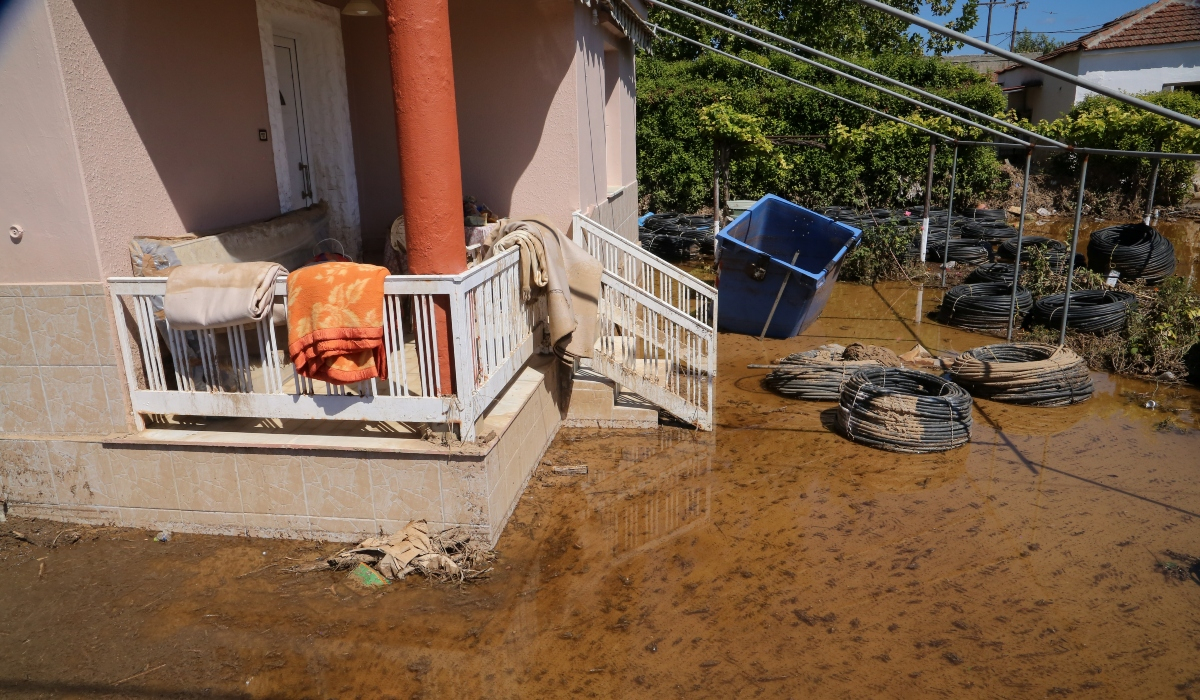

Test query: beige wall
[341,12,402,262]
[574,4,637,237]
[450,0,580,235]
[47,0,281,278]
[0,0,100,283]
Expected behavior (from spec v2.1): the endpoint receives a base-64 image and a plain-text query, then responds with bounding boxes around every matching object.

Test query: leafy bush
[636,52,1007,214]
[838,219,921,284]
[1029,91,1200,208]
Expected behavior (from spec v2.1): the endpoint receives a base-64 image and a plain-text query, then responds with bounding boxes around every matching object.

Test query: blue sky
[913,0,1149,54]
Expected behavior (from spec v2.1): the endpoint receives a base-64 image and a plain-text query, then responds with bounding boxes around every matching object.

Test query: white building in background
[996,0,1200,124]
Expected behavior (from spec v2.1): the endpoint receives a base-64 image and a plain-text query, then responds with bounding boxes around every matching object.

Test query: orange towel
[287,263,389,384]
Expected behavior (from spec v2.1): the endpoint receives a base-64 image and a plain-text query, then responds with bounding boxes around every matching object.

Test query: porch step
[563,368,659,429]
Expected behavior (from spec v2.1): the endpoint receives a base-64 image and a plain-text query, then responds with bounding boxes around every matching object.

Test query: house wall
[47,0,282,279]
[0,0,100,284]
[997,51,1081,125]
[450,0,581,236]
[1076,42,1200,102]
[574,4,638,241]
[341,13,402,263]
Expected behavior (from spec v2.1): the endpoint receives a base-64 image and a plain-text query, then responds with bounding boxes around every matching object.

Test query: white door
[274,36,312,210]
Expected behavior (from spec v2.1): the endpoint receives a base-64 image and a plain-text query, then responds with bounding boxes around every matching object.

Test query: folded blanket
[287,263,389,384]
[488,222,549,301]
[164,262,283,330]
[485,217,601,360]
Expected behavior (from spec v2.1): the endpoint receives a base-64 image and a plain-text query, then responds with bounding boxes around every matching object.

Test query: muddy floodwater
[3,281,1200,699]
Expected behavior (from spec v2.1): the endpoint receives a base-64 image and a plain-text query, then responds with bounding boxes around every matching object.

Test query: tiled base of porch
[1,356,565,546]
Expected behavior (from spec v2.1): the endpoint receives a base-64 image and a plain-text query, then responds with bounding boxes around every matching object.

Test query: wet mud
[2,282,1199,699]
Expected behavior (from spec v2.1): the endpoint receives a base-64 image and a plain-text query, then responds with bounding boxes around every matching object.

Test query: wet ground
[2,280,1200,699]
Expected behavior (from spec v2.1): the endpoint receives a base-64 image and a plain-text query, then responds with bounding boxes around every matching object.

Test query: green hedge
[636,52,1007,213]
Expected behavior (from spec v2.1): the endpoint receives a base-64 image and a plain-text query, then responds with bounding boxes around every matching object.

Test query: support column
[1006,144,1034,342]
[1144,153,1161,226]
[941,145,959,287]
[384,0,465,391]
[919,140,936,262]
[1059,154,1089,347]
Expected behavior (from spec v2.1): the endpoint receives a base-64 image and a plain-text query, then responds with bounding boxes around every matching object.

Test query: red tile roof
[999,0,1200,70]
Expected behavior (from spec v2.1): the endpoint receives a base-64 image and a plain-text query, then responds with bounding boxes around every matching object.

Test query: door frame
[255,0,361,257]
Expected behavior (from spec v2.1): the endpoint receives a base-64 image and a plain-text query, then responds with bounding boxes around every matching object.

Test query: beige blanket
[485,217,601,360]
[164,262,284,330]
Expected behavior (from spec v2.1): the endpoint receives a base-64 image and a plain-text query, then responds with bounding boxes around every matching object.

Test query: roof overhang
[591,0,656,52]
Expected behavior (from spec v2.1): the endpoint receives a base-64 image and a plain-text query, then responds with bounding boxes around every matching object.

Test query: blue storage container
[716,195,862,338]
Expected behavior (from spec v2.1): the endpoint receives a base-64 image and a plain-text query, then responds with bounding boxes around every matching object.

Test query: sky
[913,0,1151,55]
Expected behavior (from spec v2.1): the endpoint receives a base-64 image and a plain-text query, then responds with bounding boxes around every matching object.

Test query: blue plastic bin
[716,195,862,338]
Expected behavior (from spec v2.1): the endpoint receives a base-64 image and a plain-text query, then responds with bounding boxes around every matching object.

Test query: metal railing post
[1059,154,1090,347]
[1144,153,1162,225]
[941,145,959,287]
[919,141,936,262]
[1007,144,1034,342]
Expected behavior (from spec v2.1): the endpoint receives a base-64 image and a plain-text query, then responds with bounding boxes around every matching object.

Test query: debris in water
[551,465,588,476]
[154,531,171,543]
[346,562,389,589]
[289,520,494,583]
[1143,400,1158,410]
[1156,550,1199,583]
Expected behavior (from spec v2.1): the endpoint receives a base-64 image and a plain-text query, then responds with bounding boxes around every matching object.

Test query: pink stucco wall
[47,0,281,279]
[341,12,402,262]
[450,0,580,235]
[0,0,100,283]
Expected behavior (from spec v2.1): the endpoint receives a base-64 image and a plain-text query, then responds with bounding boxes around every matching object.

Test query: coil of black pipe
[1029,290,1137,334]
[939,282,1032,330]
[960,220,1017,244]
[949,343,1093,406]
[1086,223,1176,283]
[964,262,1019,285]
[837,367,972,453]
[924,238,992,265]
[762,349,882,401]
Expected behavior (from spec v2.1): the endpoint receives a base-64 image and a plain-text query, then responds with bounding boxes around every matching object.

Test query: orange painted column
[384,0,465,394]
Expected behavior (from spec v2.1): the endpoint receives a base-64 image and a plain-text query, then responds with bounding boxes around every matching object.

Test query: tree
[649,0,981,59]
[1011,30,1064,55]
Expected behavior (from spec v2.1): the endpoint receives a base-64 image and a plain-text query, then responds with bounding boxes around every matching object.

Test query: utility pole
[980,0,1007,45]
[1010,0,1028,52]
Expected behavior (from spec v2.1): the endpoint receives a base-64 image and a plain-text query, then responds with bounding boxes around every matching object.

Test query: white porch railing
[108,248,541,441]
[572,212,717,430]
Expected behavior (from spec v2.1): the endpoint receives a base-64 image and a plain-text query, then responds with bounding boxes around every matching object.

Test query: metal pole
[761,251,802,340]
[1006,146,1034,341]
[1009,1,1023,52]
[713,140,721,236]
[941,146,959,287]
[985,1,994,44]
[1144,155,1161,225]
[1059,154,1090,347]
[851,0,1200,129]
[920,141,937,263]
[654,0,1060,146]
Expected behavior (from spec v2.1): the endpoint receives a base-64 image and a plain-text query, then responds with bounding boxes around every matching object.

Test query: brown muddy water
[2,281,1200,699]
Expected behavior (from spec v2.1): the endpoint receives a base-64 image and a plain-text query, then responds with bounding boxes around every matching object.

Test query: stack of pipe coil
[949,343,1093,406]
[998,236,1079,269]
[837,367,973,453]
[939,282,1032,330]
[638,213,716,259]
[1029,289,1137,334]
[1086,223,1176,283]
[964,262,1018,285]
[763,347,883,401]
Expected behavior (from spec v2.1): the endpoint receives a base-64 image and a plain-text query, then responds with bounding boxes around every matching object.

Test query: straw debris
[290,520,494,583]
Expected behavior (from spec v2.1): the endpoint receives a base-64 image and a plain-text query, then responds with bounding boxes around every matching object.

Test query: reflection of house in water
[586,433,713,562]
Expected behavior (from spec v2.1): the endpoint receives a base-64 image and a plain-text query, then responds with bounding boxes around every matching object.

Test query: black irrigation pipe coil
[837,367,972,453]
[939,282,1033,331]
[912,237,991,265]
[997,236,1084,269]
[1086,223,1176,284]
[950,343,1094,407]
[1030,290,1137,335]
[965,262,1019,285]
[960,220,1018,244]
[761,348,883,401]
